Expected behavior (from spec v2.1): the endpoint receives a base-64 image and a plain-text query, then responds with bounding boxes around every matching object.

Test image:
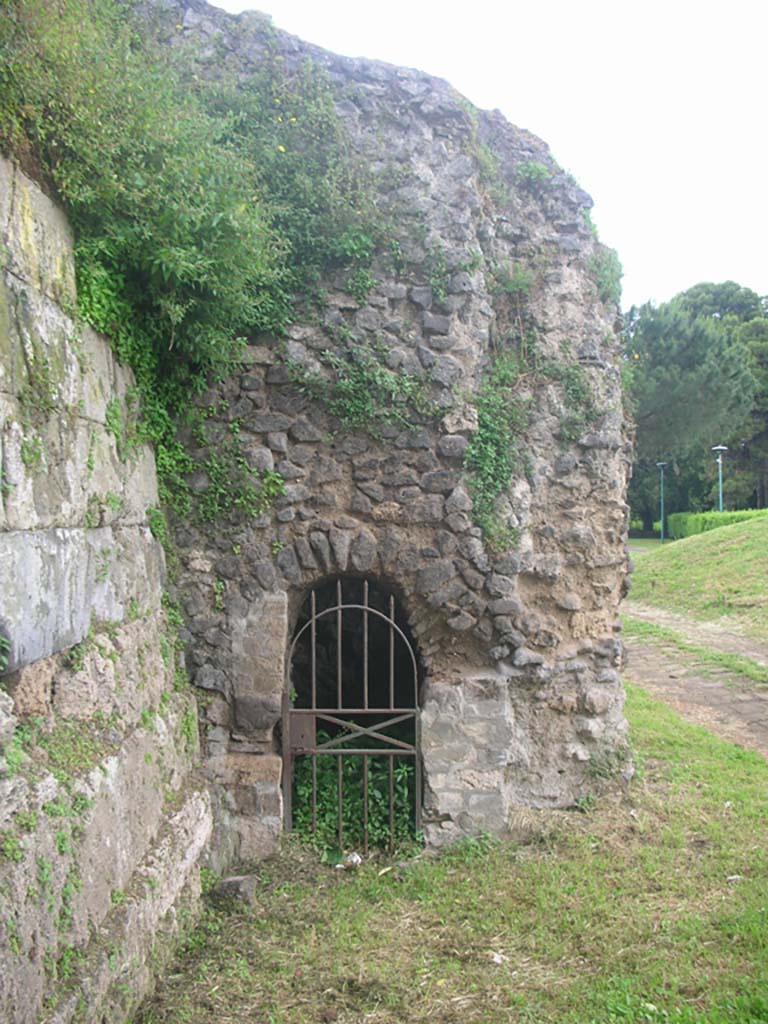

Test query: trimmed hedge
[667,508,768,540]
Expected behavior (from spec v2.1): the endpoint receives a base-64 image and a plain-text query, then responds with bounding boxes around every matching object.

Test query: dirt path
[622,600,768,666]
[621,605,768,761]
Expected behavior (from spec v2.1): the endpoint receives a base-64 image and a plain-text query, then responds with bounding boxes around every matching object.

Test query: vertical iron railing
[283,584,421,854]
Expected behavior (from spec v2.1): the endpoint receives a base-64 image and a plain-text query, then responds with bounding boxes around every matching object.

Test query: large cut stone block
[0,159,13,244]
[231,591,288,702]
[77,325,116,424]
[0,274,26,397]
[206,752,282,787]
[0,525,164,669]
[233,693,281,733]
[1,396,126,531]
[235,813,282,860]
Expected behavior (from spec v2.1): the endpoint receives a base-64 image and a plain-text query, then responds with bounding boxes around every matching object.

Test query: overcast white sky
[213,0,767,310]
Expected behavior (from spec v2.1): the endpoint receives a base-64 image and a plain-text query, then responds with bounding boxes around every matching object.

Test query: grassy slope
[137,687,768,1024]
[628,517,768,641]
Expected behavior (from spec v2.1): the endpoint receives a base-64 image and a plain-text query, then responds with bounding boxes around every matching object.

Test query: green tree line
[625,281,768,531]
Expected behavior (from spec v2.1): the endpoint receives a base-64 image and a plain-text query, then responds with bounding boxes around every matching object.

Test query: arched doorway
[283,576,422,853]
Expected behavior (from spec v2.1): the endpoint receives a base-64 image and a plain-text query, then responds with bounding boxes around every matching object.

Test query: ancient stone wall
[0,158,211,1024]
[0,4,635,1016]
[169,2,633,855]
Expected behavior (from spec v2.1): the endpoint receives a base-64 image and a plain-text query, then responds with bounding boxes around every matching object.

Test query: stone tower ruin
[169,1,632,860]
[0,4,631,1017]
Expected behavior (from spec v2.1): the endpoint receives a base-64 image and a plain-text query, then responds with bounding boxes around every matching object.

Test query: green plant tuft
[180,706,198,752]
[20,434,43,470]
[589,248,623,305]
[424,244,450,303]
[0,633,10,673]
[292,742,417,853]
[515,160,553,191]
[286,336,438,439]
[195,433,285,525]
[0,831,25,862]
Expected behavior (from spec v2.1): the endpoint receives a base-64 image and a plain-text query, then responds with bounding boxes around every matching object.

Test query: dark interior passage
[286,576,422,849]
[289,576,420,714]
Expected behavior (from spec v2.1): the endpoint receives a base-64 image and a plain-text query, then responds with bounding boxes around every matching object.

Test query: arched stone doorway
[283,576,422,852]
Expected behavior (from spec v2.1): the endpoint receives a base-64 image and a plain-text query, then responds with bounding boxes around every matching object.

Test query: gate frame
[282,578,422,853]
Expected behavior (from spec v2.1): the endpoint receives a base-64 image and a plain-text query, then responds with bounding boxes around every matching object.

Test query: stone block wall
[0,159,211,1024]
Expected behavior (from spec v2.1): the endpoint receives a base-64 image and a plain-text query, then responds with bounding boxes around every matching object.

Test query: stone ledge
[0,720,205,1024]
[46,788,212,1024]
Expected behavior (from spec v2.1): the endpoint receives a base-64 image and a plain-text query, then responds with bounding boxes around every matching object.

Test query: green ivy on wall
[464,348,600,552]
[464,352,529,552]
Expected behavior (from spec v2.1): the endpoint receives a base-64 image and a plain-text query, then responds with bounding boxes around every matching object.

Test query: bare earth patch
[623,601,768,667]
[622,606,768,762]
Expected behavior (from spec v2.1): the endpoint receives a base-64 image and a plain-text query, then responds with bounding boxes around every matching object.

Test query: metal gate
[283,579,421,853]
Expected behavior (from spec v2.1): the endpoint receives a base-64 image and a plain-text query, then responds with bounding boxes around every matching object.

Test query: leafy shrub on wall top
[3,0,282,366]
[589,247,623,305]
[515,161,553,192]
[0,0,379,514]
[203,58,380,296]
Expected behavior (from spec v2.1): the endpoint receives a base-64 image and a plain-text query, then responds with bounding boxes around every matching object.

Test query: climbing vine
[196,426,285,525]
[464,353,529,552]
[464,348,600,551]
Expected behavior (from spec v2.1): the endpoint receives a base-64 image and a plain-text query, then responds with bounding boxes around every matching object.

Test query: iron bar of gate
[337,756,343,850]
[363,580,369,711]
[388,594,395,710]
[289,606,419,684]
[310,590,317,710]
[295,713,415,751]
[388,756,395,854]
[293,708,415,716]
[414,716,422,833]
[284,748,292,829]
[311,754,317,833]
[295,748,416,756]
[336,580,343,708]
[286,586,422,849]
[291,707,416,717]
[363,754,369,855]
[313,734,414,752]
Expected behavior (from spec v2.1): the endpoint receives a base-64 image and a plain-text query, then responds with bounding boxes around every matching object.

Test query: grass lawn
[628,518,768,641]
[136,686,768,1024]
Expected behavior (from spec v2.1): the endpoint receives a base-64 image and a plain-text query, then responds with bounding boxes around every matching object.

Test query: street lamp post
[712,445,728,512]
[656,461,667,543]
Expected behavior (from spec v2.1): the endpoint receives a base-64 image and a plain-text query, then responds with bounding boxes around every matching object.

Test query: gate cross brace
[295,712,415,752]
